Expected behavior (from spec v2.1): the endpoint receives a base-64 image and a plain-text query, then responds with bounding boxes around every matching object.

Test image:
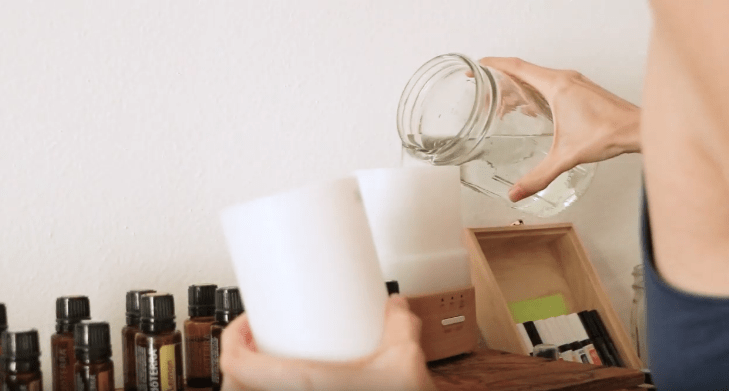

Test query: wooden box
[464,223,642,369]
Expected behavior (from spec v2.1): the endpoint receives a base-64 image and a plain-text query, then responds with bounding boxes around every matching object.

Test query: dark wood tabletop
[118,349,645,391]
[428,349,645,391]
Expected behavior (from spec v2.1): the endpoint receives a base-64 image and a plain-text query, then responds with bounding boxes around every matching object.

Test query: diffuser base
[407,286,478,362]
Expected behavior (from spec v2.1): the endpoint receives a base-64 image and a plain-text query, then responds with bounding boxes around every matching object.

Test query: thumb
[508,152,569,202]
[380,295,422,348]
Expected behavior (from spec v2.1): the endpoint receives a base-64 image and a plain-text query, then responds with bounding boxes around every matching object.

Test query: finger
[221,314,257,353]
[220,328,304,391]
[220,316,359,390]
[222,344,364,391]
[380,295,422,347]
[509,152,570,202]
[220,315,268,388]
[386,294,410,312]
[478,57,560,98]
[221,375,255,391]
[218,298,424,391]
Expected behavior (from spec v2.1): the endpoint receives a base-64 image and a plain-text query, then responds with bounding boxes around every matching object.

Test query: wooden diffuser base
[407,286,478,362]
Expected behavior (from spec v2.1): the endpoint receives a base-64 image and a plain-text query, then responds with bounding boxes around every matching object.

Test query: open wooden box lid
[464,223,642,369]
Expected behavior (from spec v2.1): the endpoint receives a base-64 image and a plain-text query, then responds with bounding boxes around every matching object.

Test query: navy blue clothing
[642,192,729,389]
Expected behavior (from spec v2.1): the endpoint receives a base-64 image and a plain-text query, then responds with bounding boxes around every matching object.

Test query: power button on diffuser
[441,316,465,326]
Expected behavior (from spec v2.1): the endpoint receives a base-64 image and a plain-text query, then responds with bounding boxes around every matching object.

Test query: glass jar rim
[396,53,496,163]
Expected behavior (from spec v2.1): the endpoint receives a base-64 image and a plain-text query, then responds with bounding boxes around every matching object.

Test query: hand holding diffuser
[219,295,437,391]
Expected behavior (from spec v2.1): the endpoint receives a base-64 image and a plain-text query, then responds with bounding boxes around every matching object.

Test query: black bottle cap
[74,321,111,361]
[533,345,559,360]
[141,293,176,321]
[1,330,41,360]
[385,281,400,295]
[56,296,91,333]
[140,293,176,334]
[215,287,244,324]
[126,290,156,326]
[127,290,156,316]
[188,284,217,317]
[56,296,91,323]
[0,303,7,333]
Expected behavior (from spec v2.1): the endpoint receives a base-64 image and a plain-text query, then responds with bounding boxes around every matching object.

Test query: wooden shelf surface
[429,348,645,391]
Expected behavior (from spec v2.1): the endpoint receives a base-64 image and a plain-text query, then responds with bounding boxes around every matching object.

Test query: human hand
[220,295,437,391]
[478,57,641,202]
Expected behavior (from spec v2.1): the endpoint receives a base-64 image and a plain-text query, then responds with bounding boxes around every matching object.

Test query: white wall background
[0,0,650,386]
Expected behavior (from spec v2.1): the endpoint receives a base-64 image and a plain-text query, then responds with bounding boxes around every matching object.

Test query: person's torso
[643,191,729,389]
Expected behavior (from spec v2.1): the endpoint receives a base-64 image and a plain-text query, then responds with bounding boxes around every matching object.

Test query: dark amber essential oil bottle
[1,329,43,391]
[122,290,155,391]
[52,296,90,391]
[0,303,7,356]
[184,284,216,388]
[210,287,244,391]
[74,322,114,391]
[135,293,183,391]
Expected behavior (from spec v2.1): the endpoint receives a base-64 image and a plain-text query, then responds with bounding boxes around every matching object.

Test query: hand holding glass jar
[477,57,641,202]
[398,55,640,217]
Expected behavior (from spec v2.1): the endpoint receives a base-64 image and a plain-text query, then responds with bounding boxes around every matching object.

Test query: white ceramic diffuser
[220,177,388,361]
[355,167,478,361]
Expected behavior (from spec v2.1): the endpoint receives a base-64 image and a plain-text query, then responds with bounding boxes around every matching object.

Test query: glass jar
[397,53,596,217]
[630,264,649,369]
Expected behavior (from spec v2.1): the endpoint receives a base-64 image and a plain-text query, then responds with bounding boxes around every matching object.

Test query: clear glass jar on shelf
[397,53,596,217]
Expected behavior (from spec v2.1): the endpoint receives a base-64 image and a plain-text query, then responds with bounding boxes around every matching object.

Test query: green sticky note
[508,294,568,323]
